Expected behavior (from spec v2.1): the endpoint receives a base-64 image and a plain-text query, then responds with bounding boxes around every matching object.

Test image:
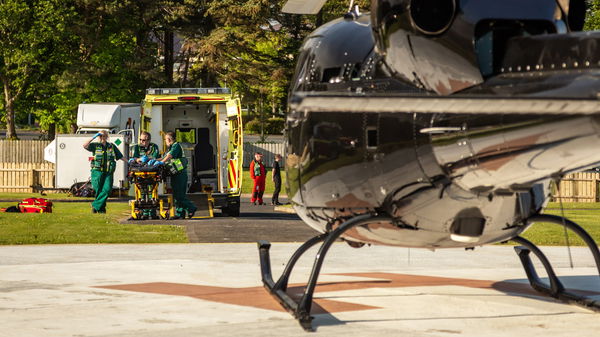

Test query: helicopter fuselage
[284,1,600,249]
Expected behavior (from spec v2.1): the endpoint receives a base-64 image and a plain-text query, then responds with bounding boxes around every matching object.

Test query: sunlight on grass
[241,168,287,194]
[0,199,187,245]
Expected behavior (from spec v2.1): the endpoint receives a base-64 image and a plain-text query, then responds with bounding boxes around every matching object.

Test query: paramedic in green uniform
[83,130,126,213]
[131,131,160,163]
[158,131,196,219]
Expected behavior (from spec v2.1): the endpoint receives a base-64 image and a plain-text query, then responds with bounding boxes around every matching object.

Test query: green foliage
[0,0,75,138]
[585,0,600,30]
[1,0,198,137]
[193,0,365,115]
[265,117,285,134]
[244,116,284,134]
[44,0,165,133]
[4,0,597,140]
[244,119,262,134]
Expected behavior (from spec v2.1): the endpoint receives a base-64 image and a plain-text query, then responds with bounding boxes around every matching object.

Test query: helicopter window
[366,127,378,149]
[351,63,361,80]
[474,19,556,77]
[322,67,341,83]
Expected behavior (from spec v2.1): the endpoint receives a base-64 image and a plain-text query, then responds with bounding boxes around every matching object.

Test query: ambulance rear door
[225,98,243,195]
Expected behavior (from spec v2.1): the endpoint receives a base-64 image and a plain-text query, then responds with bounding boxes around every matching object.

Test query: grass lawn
[241,168,287,195]
[0,197,187,245]
[520,202,600,245]
[2,190,599,246]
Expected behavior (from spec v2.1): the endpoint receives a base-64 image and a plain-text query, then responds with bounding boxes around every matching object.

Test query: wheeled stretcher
[127,165,174,220]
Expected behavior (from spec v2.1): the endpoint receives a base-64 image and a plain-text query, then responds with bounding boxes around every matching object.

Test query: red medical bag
[18,198,53,213]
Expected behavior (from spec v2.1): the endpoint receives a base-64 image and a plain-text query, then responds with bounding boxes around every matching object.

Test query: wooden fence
[243,142,285,168]
[552,171,600,202]
[0,140,50,163]
[0,162,55,193]
[1,140,600,200]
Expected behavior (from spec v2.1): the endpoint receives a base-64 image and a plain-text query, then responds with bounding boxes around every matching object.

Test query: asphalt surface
[122,196,320,243]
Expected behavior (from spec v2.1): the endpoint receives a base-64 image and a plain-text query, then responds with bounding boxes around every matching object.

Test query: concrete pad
[1,244,599,336]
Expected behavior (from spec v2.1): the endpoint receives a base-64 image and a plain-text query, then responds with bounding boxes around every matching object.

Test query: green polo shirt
[132,142,160,159]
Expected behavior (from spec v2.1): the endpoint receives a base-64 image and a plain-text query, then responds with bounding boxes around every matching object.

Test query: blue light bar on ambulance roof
[146,88,231,95]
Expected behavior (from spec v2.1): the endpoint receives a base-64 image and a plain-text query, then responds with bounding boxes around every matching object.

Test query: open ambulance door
[225,98,243,196]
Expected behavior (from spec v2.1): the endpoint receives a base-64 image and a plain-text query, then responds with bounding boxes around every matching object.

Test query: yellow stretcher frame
[129,171,175,220]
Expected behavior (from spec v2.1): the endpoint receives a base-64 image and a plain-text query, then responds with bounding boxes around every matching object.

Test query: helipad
[1,244,599,336]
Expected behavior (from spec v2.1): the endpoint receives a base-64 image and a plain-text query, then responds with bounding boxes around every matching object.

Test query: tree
[585,0,600,30]
[190,0,370,135]
[0,0,74,139]
[37,0,168,137]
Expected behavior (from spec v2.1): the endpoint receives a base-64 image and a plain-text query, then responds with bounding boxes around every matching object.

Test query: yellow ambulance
[141,88,243,217]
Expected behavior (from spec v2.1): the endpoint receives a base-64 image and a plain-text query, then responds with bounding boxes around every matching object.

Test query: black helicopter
[257,0,600,331]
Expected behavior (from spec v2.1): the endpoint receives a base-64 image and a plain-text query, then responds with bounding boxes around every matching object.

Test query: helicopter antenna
[554,177,574,268]
[344,0,361,19]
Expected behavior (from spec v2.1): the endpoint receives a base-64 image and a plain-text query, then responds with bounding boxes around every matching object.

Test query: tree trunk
[48,123,56,141]
[181,51,190,87]
[164,30,174,85]
[2,79,18,140]
[70,122,78,134]
[260,98,265,142]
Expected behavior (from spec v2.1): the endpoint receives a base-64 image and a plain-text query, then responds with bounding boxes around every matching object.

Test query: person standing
[158,131,196,219]
[83,130,126,213]
[131,131,160,163]
[271,154,282,205]
[250,152,266,205]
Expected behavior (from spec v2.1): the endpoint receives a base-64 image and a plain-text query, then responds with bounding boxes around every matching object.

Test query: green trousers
[171,171,196,217]
[91,169,113,212]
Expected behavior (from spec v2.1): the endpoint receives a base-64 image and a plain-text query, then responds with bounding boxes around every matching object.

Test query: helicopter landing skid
[512,214,600,312]
[258,213,389,331]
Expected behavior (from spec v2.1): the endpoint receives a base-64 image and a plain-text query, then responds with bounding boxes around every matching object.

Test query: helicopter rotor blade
[282,0,328,14]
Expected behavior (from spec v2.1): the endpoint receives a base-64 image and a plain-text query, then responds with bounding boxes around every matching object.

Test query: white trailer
[45,103,139,190]
[76,103,140,139]
[52,134,129,189]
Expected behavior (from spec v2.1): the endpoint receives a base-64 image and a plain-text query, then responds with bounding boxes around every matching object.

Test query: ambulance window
[176,128,196,143]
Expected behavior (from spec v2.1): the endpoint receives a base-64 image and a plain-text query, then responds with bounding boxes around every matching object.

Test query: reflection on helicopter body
[259,0,600,331]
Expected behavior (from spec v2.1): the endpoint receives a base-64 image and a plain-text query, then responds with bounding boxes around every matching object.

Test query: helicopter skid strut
[258,213,389,331]
[512,214,600,312]
[259,213,600,331]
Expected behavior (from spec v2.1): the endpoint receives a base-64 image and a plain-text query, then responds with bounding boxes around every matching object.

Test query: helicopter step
[512,214,600,312]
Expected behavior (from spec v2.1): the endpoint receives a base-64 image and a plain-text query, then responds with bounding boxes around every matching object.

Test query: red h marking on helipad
[96,272,599,315]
